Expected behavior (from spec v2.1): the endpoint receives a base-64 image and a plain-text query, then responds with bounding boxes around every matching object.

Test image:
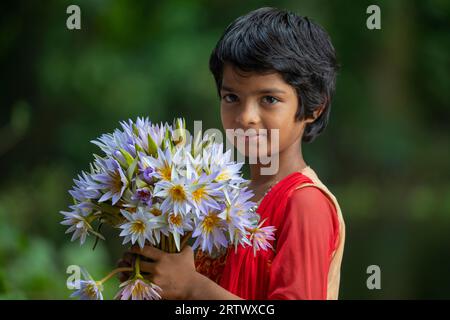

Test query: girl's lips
[233,130,269,143]
[245,135,260,141]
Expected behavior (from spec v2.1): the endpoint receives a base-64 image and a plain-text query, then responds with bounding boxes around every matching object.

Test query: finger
[117,259,130,268]
[116,258,132,280]
[121,252,135,264]
[118,254,133,265]
[139,259,157,274]
[129,245,164,261]
[141,272,155,283]
[118,271,131,283]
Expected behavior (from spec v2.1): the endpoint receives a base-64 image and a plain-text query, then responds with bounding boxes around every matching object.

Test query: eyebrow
[221,85,287,95]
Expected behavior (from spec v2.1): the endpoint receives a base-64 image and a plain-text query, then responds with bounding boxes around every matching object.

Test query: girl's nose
[235,101,260,126]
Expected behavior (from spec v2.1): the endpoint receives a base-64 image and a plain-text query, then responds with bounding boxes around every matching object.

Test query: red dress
[195,171,340,300]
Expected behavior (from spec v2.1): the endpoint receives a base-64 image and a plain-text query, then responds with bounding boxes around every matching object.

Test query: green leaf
[120,148,134,166]
[165,126,170,141]
[132,123,140,136]
[126,156,139,181]
[135,142,144,153]
[169,138,174,153]
[111,151,127,168]
[147,133,158,157]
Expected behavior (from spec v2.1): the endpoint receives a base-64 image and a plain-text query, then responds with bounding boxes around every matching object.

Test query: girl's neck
[249,140,307,187]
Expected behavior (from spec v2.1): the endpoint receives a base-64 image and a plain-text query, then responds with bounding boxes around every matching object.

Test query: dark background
[0,0,449,299]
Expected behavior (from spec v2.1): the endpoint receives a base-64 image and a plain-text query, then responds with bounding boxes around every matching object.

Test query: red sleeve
[267,186,338,300]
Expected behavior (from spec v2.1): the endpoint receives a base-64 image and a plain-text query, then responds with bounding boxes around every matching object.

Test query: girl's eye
[222,94,238,103]
[261,96,280,105]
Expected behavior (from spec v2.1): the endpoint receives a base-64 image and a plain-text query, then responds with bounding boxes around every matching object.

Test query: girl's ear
[313,104,326,119]
[305,100,327,124]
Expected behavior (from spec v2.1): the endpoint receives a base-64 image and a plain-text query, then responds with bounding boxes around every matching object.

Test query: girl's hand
[121,245,199,300]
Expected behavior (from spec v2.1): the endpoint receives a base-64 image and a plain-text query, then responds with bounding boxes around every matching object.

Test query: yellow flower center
[169,185,186,202]
[131,220,146,234]
[132,281,147,297]
[169,213,182,226]
[202,213,220,234]
[158,163,172,181]
[112,171,124,193]
[192,186,206,202]
[85,283,99,298]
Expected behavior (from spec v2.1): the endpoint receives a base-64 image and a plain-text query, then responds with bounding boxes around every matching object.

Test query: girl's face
[220,63,306,158]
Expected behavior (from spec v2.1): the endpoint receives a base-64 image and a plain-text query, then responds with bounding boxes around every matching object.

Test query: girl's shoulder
[285,185,339,230]
[273,182,340,255]
[288,184,337,213]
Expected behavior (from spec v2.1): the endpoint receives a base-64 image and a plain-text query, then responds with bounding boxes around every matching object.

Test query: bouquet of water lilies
[60,117,275,300]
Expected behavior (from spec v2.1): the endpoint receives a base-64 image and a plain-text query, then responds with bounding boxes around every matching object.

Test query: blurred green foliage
[0,0,449,299]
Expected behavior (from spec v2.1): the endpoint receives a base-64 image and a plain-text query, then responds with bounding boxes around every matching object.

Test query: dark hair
[209,7,339,143]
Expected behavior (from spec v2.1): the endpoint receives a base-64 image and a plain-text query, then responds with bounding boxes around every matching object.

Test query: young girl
[121,7,345,300]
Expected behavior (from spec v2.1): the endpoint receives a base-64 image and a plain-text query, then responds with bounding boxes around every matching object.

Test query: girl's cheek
[220,109,233,128]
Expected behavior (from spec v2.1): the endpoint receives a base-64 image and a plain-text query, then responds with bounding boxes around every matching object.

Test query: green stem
[98,267,133,285]
[135,255,141,277]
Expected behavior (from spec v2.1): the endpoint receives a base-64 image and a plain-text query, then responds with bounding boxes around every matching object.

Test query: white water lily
[91,127,137,160]
[204,143,245,184]
[249,218,276,256]
[91,157,129,205]
[69,170,102,202]
[70,269,103,300]
[115,277,162,300]
[189,173,224,215]
[60,205,93,245]
[192,210,228,254]
[153,177,192,216]
[166,211,194,251]
[119,207,161,248]
[220,186,256,247]
[141,148,175,181]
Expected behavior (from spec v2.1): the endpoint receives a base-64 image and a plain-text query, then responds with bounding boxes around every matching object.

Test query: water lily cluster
[60,117,275,300]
